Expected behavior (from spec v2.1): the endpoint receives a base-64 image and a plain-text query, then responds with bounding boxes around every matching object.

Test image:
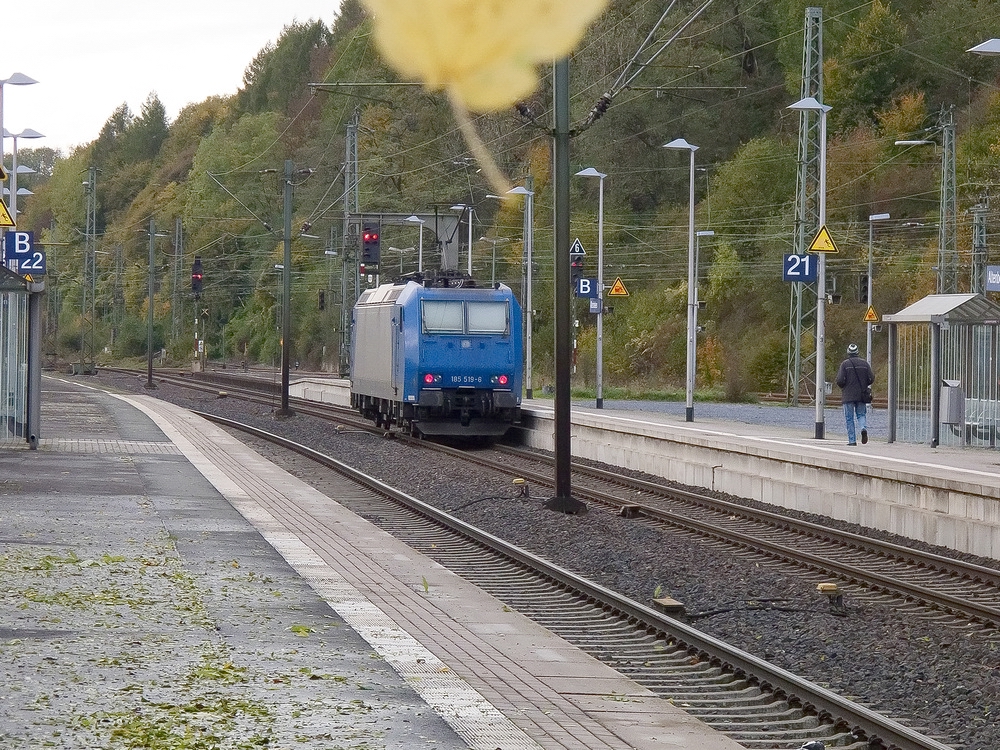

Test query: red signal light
[424,373,435,384]
[497,374,508,385]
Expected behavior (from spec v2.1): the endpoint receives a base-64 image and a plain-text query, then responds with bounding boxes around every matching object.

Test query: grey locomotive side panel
[351,304,397,401]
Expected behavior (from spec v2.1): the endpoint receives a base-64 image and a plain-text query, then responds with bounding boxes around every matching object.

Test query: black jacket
[835,354,874,403]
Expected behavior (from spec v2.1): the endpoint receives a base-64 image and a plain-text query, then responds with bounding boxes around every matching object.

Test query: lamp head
[1,72,38,86]
[968,38,1000,55]
[404,215,425,225]
[575,167,607,178]
[662,138,698,151]
[787,96,831,113]
[507,186,534,196]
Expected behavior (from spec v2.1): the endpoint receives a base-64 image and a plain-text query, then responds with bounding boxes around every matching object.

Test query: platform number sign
[3,231,46,276]
[782,253,816,282]
[575,278,601,298]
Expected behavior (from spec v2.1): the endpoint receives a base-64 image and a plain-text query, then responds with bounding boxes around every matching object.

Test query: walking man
[835,343,875,446]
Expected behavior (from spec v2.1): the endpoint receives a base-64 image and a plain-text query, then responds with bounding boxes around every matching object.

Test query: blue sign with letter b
[2,231,45,276]
[575,278,600,298]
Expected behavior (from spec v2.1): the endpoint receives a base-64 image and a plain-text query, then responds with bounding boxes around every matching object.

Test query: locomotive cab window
[422,300,465,333]
[467,301,509,334]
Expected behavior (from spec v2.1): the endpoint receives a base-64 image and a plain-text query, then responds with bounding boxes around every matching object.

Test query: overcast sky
[3,1,342,156]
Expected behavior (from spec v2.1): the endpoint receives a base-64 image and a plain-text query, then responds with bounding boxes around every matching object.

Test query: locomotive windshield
[421,299,509,335]
[467,301,509,334]
[422,300,465,333]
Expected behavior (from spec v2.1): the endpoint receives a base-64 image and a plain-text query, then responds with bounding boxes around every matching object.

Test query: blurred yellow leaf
[363,0,608,112]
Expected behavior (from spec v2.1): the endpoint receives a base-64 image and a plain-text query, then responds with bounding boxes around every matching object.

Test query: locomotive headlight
[493,374,509,386]
[423,373,441,384]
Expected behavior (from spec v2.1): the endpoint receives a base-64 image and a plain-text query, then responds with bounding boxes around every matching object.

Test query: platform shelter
[0,266,29,446]
[884,293,1000,447]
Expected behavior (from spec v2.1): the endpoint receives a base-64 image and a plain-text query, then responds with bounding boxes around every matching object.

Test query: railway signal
[571,255,584,287]
[191,256,203,295]
[361,222,381,265]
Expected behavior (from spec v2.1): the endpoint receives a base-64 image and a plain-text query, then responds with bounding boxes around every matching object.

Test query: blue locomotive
[350,273,523,437]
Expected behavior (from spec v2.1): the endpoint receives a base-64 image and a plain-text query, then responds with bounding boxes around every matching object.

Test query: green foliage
[114,316,164,359]
[825,2,909,131]
[19,0,1000,391]
[239,21,332,115]
[709,137,796,260]
[908,0,1000,102]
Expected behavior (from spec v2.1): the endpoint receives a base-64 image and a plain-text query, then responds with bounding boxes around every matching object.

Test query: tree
[825,1,909,132]
[238,21,332,115]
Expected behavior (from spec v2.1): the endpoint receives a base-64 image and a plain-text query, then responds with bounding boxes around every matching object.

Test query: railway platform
[286,376,1000,561]
[0,376,744,750]
[521,398,1000,561]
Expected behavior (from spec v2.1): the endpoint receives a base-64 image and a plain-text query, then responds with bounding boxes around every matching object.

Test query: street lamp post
[788,97,832,440]
[866,213,891,363]
[4,128,43,221]
[145,220,169,389]
[574,168,607,408]
[387,246,414,273]
[0,72,38,185]
[895,126,956,295]
[507,184,535,399]
[695,229,714,379]
[662,139,699,422]
[0,73,37,252]
[404,216,425,271]
[479,236,510,286]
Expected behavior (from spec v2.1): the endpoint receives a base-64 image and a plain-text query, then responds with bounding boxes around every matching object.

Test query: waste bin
[940,379,965,425]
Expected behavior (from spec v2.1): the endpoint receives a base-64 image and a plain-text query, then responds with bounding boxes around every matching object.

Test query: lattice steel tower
[80,165,98,374]
[339,108,361,375]
[937,106,957,294]
[786,7,824,405]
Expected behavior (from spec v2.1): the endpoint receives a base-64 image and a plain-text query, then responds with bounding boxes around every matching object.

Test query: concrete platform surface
[0,376,743,750]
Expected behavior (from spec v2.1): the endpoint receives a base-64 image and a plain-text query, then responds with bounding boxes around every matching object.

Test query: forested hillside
[15,0,1000,398]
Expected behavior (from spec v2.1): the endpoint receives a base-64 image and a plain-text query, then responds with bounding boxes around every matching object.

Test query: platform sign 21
[2,231,46,276]
[782,253,816,282]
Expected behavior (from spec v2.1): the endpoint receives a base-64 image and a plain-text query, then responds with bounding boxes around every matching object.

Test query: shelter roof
[883,293,1000,324]
[0,266,28,292]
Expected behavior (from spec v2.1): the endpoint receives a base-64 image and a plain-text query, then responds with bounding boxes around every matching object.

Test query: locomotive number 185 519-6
[449,375,484,384]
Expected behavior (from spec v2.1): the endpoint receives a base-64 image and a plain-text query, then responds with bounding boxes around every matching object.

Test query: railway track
[195,411,956,750]
[119,368,1000,634]
[447,443,1000,634]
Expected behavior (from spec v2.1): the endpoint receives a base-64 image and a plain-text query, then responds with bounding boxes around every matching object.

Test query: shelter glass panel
[896,324,932,444]
[0,291,29,446]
